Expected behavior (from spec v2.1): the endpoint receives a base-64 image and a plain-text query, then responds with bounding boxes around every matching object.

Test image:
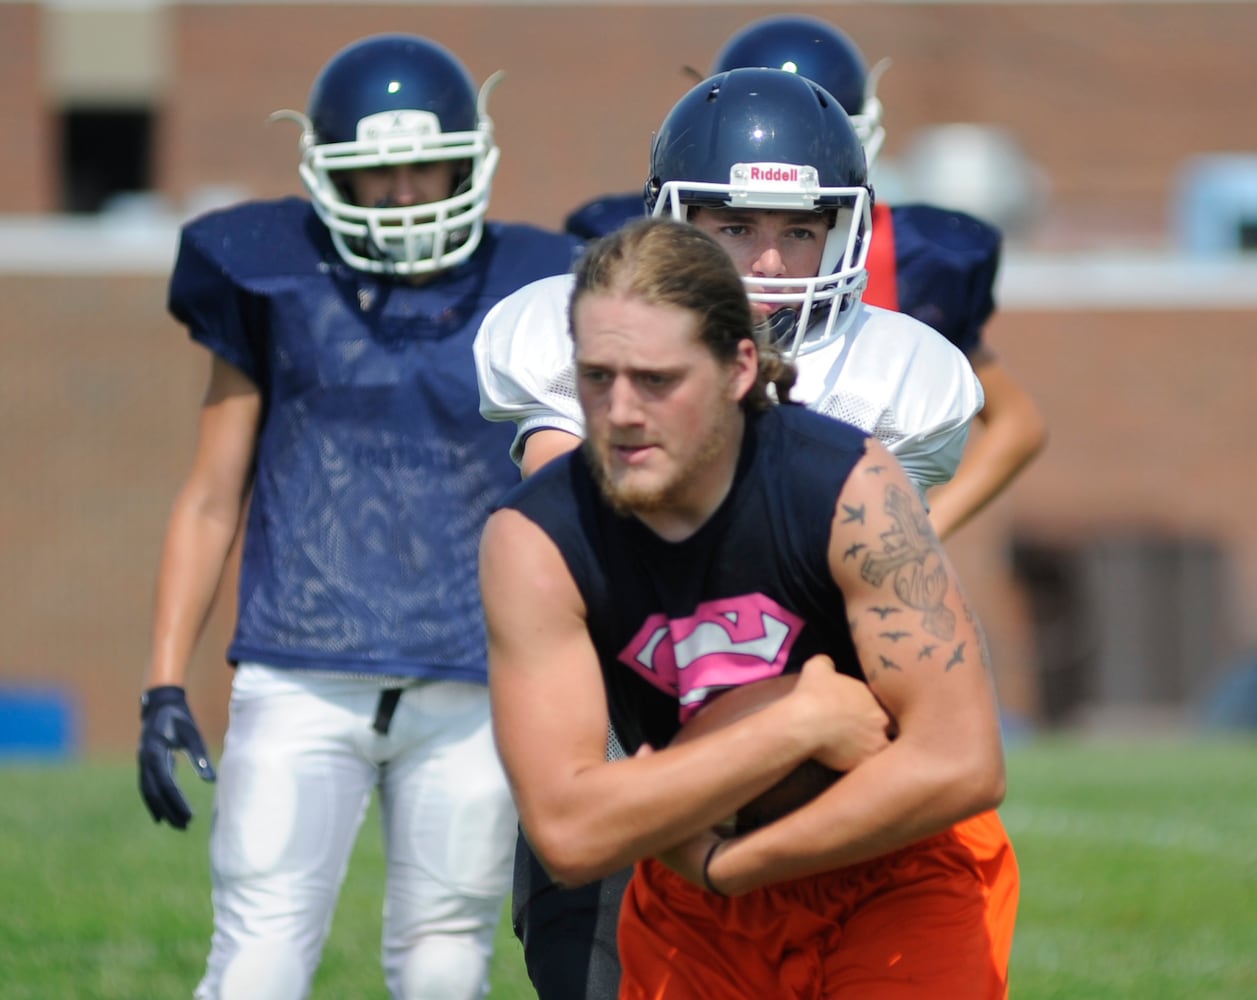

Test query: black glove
[138,685,217,830]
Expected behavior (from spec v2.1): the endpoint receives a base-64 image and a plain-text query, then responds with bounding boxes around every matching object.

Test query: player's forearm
[707,729,1005,895]
[928,415,1045,538]
[929,370,1048,538]
[145,493,242,688]
[927,460,1010,539]
[516,700,825,886]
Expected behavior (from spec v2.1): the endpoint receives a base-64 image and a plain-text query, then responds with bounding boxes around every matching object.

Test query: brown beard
[583,414,731,519]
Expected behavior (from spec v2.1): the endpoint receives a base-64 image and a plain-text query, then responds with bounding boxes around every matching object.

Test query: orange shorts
[618,810,1018,1000]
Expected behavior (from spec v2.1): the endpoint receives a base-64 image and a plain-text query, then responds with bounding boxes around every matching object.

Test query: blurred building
[3,1,1257,752]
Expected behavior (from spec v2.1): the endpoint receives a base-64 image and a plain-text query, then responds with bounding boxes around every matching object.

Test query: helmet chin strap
[764,300,836,357]
[764,307,800,347]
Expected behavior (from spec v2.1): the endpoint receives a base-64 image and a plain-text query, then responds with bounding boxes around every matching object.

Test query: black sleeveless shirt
[501,405,869,754]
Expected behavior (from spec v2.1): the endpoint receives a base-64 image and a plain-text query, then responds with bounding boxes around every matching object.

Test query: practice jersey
[863,202,1000,358]
[502,405,867,753]
[564,192,645,241]
[169,196,582,682]
[563,194,1001,359]
[473,273,982,497]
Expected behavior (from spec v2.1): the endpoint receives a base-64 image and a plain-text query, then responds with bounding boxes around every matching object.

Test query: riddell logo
[749,166,799,182]
[357,109,439,143]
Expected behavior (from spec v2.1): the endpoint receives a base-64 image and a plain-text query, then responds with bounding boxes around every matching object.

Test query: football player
[482,216,1016,999]
[474,67,988,1000]
[136,33,581,1000]
[568,14,1048,540]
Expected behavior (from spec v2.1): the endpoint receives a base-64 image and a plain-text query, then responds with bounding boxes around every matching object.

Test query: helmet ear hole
[642,178,660,214]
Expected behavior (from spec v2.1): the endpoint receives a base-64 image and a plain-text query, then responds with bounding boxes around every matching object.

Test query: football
[670,674,841,834]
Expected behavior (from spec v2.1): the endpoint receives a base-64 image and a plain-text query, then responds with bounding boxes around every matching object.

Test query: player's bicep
[184,356,261,514]
[828,440,995,735]
[480,510,610,816]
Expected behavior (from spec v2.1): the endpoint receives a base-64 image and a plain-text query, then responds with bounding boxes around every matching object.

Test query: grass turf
[0,736,1253,997]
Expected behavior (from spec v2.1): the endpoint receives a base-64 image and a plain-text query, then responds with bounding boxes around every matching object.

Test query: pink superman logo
[618,594,804,719]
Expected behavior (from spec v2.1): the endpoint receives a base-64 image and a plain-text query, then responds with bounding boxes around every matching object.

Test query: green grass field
[1,737,1254,998]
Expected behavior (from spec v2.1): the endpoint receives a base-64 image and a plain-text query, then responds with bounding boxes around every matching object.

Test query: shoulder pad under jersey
[564,192,647,241]
[887,203,1002,357]
[174,197,336,285]
[168,198,337,381]
[794,303,984,496]
[468,222,584,299]
[474,273,584,465]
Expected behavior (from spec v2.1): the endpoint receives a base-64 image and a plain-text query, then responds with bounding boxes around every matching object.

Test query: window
[60,107,154,214]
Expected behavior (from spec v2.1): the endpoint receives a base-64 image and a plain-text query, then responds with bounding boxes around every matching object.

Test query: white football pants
[194,664,516,1000]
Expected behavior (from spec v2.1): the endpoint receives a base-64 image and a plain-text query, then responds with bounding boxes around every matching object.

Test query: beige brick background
[2,3,1255,752]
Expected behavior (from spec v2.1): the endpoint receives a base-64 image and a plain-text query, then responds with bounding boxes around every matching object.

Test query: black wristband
[701,839,726,897]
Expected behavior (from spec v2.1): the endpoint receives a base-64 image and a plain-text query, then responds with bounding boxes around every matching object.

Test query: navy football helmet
[644,68,872,357]
[712,15,887,168]
[277,34,500,275]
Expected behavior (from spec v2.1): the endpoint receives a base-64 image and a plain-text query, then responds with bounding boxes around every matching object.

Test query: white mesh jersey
[473,273,984,496]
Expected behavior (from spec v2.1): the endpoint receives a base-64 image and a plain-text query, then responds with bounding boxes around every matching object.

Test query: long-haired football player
[473,67,988,1000]
[482,217,1017,999]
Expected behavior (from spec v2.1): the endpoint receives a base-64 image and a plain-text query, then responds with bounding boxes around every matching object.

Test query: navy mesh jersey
[170,197,582,680]
[874,203,1000,357]
[502,405,869,754]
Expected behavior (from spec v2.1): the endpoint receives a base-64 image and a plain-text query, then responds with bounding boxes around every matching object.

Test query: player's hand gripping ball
[670,674,841,834]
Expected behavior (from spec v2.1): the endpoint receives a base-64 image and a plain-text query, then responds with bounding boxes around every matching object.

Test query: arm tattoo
[945,642,967,671]
[841,503,866,525]
[859,484,956,641]
[962,602,995,675]
[864,652,903,683]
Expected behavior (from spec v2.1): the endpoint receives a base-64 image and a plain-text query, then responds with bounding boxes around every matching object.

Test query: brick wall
[155,3,1257,240]
[7,276,1252,750]
[4,3,1255,752]
[12,3,1257,232]
[0,4,54,212]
